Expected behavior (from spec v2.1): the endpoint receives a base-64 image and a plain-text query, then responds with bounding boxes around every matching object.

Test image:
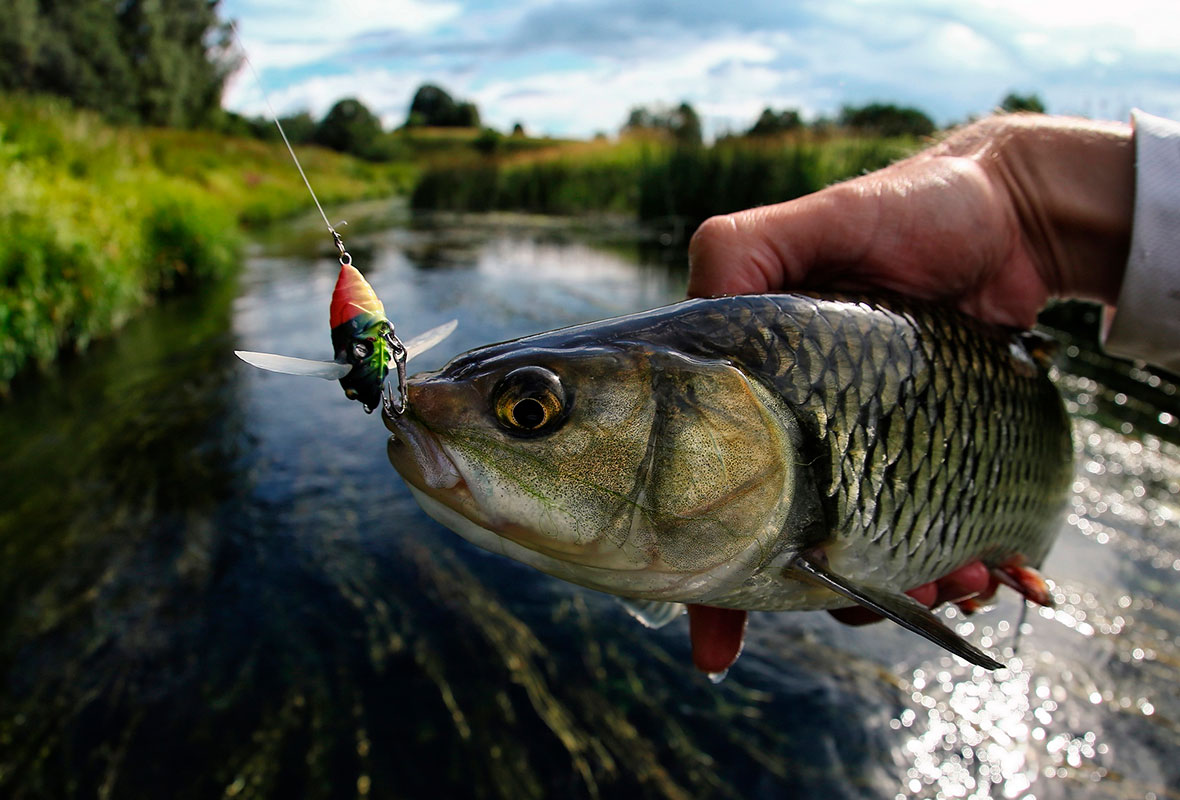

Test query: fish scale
[675,293,1073,590]
[388,292,1072,617]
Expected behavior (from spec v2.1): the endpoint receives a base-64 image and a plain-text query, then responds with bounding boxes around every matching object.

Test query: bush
[0,94,412,390]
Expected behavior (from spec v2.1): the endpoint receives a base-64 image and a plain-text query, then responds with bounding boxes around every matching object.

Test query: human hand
[688,114,1134,329]
[828,561,998,626]
[688,113,1132,625]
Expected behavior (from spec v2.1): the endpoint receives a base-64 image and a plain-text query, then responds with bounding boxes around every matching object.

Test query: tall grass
[411,132,919,223]
[411,137,649,214]
[0,94,412,389]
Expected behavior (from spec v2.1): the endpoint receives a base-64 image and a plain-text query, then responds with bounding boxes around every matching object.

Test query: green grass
[411,130,921,222]
[0,94,414,390]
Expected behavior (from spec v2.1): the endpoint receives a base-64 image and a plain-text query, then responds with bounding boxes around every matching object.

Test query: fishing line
[228,20,346,259]
[226,22,411,414]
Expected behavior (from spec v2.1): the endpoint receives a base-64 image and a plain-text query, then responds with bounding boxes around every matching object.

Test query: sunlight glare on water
[881,368,1180,800]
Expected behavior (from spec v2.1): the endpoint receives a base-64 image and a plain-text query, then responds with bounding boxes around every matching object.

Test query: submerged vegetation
[0,94,410,390]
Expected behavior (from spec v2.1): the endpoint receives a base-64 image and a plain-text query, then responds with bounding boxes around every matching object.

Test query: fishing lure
[330,253,405,413]
[229,30,454,411]
[235,241,455,412]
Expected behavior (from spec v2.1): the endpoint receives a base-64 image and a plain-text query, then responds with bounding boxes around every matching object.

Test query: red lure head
[329,263,394,412]
[330,263,385,328]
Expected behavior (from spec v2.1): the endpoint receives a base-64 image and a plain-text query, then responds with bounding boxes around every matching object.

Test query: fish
[381,293,1074,674]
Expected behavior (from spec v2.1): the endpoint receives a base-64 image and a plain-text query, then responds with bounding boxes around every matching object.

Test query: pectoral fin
[616,597,685,629]
[993,560,1054,607]
[785,554,1004,670]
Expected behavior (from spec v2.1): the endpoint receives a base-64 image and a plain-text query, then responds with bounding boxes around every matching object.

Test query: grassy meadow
[0,95,412,390]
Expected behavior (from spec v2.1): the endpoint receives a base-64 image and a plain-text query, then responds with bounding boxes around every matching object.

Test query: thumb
[686,187,876,298]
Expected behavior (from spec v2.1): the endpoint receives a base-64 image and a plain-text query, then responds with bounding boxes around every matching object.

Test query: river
[1,205,1177,799]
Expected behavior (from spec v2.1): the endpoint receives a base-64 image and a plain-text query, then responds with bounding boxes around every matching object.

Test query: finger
[934,561,992,606]
[687,186,876,298]
[827,580,939,626]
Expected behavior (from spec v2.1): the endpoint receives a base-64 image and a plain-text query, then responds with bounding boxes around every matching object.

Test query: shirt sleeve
[1103,110,1180,372]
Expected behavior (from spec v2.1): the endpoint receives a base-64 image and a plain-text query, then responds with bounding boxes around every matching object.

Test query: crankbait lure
[229,26,454,412]
[234,247,456,413]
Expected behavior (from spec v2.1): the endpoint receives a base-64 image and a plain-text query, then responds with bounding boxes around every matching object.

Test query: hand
[828,562,999,626]
[688,114,1135,329]
[688,113,1134,624]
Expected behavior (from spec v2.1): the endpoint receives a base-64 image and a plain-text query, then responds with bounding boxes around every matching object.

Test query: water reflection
[884,403,1180,800]
[1,209,1177,799]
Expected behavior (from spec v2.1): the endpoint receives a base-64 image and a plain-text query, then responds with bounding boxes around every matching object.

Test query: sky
[220,0,1180,139]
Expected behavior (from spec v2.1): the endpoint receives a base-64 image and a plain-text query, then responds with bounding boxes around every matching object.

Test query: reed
[410,131,919,223]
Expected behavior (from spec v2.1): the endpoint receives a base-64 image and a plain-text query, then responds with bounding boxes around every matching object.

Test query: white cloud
[470,34,789,137]
[220,0,1180,136]
[229,67,432,124]
[225,0,460,41]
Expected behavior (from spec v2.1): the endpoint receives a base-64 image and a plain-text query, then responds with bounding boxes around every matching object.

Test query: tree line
[0,0,236,128]
[222,84,501,162]
[624,92,1046,143]
[0,1,1048,158]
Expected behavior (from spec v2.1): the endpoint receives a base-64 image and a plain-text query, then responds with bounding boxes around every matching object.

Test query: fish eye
[493,366,568,436]
[353,340,373,359]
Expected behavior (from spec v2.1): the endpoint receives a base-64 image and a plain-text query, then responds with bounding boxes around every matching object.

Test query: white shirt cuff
[1103,109,1180,372]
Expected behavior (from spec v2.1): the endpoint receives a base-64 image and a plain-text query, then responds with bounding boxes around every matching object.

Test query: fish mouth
[382,413,766,600]
[384,412,463,492]
[384,413,643,568]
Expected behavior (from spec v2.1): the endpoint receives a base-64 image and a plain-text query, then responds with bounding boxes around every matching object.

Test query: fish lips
[384,411,462,493]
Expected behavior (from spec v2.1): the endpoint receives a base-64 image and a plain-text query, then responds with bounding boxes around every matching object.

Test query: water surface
[1,207,1177,799]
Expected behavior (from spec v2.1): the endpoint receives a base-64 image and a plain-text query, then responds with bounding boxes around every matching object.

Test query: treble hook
[382,332,409,417]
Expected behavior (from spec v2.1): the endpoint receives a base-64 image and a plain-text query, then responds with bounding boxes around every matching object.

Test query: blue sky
[221,0,1180,138]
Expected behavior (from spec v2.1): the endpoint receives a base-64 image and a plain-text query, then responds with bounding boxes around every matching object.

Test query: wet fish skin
[672,293,1074,607]
[384,293,1073,615]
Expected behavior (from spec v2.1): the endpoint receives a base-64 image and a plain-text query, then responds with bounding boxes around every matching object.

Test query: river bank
[0,94,412,391]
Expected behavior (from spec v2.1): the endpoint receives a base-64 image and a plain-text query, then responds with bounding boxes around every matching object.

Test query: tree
[405,84,480,127]
[314,98,385,160]
[0,0,46,92]
[748,107,803,137]
[276,111,317,144]
[672,102,702,146]
[0,0,237,128]
[1000,92,1046,113]
[473,127,502,155]
[454,101,480,128]
[621,102,703,145]
[839,103,935,137]
[120,0,237,127]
